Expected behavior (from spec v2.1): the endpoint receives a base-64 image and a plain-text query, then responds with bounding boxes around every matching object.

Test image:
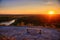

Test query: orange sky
[0,6,60,14]
[0,0,60,14]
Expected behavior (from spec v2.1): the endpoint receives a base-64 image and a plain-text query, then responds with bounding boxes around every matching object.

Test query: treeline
[0,16,60,28]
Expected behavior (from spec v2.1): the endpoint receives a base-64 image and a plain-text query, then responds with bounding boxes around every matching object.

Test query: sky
[0,0,60,14]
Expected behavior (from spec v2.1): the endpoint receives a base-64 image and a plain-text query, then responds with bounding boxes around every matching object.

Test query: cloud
[58,0,60,4]
[58,0,60,2]
[45,2,53,5]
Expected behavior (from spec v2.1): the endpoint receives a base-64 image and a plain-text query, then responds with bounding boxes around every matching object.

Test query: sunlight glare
[48,11,55,15]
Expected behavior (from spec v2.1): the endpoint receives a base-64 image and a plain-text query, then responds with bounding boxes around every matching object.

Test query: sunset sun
[48,11,55,14]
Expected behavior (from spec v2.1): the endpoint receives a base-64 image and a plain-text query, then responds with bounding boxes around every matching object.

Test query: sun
[48,11,55,14]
